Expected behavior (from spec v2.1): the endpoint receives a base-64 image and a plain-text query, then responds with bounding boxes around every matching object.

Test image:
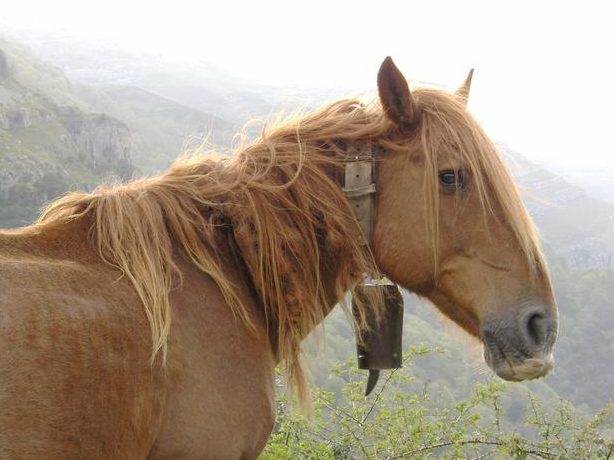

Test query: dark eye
[438,169,467,191]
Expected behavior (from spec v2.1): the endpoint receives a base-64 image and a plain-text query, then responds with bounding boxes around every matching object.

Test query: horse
[0,57,558,459]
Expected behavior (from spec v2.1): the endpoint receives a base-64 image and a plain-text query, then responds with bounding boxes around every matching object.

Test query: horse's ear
[456,68,474,105]
[377,57,420,129]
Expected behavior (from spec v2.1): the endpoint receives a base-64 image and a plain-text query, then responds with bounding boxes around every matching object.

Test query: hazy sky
[2,0,613,178]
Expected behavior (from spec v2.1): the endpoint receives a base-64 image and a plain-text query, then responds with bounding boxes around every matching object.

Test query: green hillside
[0,35,237,227]
[0,37,133,227]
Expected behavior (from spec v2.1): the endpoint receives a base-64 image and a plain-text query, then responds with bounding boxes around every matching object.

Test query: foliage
[262,347,614,459]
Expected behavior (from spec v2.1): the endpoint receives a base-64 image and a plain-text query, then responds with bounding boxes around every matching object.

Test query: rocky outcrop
[60,108,133,180]
[0,106,134,218]
[0,107,55,130]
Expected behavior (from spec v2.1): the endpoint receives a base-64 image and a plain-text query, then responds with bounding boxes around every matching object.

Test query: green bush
[262,347,614,459]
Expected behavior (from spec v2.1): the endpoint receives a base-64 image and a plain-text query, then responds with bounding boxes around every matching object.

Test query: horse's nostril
[524,310,547,347]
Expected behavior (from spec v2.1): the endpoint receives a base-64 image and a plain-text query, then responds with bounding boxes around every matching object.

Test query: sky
[1,0,613,181]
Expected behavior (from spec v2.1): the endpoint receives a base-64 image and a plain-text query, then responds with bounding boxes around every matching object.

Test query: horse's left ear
[377,57,420,130]
[456,68,474,105]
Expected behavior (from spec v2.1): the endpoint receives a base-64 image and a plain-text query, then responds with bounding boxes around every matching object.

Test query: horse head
[373,57,558,382]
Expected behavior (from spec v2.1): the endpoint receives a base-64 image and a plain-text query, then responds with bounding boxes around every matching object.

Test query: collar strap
[342,143,378,246]
[343,162,376,245]
[342,144,394,286]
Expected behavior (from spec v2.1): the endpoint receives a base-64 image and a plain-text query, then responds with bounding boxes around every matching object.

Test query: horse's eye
[439,170,456,186]
[439,169,467,191]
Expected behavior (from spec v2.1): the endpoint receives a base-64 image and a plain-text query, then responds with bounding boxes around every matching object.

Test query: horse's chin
[484,350,554,381]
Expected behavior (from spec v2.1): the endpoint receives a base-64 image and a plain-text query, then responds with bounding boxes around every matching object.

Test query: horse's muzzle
[481,304,558,381]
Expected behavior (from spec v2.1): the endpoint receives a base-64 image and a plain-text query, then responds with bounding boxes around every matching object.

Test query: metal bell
[353,283,404,395]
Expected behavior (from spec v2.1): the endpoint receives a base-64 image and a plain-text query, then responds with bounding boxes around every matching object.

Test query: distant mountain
[73,84,236,174]
[0,34,241,227]
[503,145,614,268]
[0,37,133,227]
[7,30,351,124]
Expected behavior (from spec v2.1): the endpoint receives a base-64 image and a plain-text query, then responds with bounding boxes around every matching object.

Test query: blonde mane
[37,86,551,406]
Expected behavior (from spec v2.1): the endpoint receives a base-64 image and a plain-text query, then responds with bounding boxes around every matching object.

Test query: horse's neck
[227,147,363,345]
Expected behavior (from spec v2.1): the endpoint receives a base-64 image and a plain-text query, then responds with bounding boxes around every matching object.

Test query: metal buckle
[361,275,395,286]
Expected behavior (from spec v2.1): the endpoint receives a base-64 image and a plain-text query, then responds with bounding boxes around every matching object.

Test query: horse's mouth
[485,351,554,381]
[483,337,555,381]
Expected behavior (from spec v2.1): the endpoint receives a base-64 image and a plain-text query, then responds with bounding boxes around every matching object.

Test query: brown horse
[0,57,557,458]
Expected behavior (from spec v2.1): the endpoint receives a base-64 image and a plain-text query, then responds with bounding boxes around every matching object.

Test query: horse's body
[0,218,275,458]
[0,58,558,458]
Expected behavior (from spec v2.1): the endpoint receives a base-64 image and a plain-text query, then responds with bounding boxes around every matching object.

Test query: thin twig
[316,394,363,426]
